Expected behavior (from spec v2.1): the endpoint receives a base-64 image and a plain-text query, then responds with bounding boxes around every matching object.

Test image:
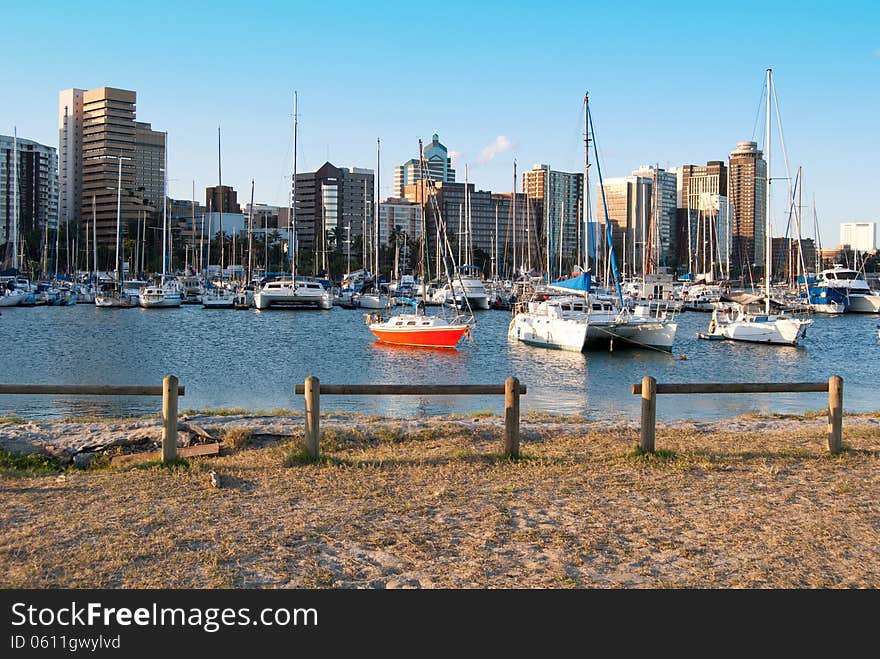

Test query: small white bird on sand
[209,471,221,488]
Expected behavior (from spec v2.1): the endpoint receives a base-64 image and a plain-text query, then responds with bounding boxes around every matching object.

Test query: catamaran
[253,92,333,312]
[508,93,678,353]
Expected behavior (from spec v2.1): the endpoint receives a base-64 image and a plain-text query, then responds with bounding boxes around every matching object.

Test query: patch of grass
[0,415,28,424]
[0,449,64,472]
[283,443,319,466]
[182,407,301,418]
[625,446,677,461]
[222,427,253,450]
[85,453,114,471]
[181,407,252,417]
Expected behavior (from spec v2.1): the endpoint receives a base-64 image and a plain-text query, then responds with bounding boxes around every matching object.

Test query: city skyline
[2,1,878,251]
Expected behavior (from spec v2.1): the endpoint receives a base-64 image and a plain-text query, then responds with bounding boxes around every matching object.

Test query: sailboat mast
[218,126,223,278]
[291,91,298,279]
[248,179,254,284]
[765,68,772,315]
[191,181,196,275]
[584,93,590,273]
[375,138,380,281]
[92,195,97,284]
[511,159,517,278]
[115,156,123,290]
[162,132,168,284]
[12,128,18,270]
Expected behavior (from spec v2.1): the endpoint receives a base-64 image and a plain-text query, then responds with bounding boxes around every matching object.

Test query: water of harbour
[2,304,878,422]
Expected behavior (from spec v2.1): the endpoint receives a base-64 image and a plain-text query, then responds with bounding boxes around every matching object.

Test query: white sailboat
[355,138,390,311]
[253,92,332,311]
[202,126,235,309]
[96,153,137,308]
[139,132,181,308]
[699,69,811,345]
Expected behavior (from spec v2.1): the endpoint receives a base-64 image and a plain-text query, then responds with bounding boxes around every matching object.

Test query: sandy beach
[1,410,878,588]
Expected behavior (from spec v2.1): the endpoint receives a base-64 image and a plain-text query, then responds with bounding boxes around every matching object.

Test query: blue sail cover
[549,272,592,293]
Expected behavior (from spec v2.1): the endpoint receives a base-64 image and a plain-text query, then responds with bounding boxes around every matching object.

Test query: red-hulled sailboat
[365,138,473,349]
[368,312,469,348]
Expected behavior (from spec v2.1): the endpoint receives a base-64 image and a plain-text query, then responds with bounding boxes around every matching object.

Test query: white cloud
[449,150,463,166]
[478,135,514,165]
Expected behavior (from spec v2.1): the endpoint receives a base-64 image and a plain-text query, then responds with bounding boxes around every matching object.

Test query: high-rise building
[840,222,876,252]
[205,185,239,214]
[596,174,652,278]
[393,133,456,197]
[522,164,583,277]
[670,161,731,276]
[287,162,374,275]
[134,122,166,210]
[1,135,58,258]
[728,141,766,273]
[58,89,83,236]
[59,87,164,247]
[632,165,677,269]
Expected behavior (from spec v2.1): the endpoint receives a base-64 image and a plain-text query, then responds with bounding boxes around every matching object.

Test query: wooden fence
[631,375,844,454]
[294,377,527,459]
[0,375,186,462]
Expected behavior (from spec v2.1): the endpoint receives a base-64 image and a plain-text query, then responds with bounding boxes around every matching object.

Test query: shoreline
[1,408,878,465]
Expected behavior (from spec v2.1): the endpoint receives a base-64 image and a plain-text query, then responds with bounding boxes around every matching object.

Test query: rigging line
[750,81,767,144]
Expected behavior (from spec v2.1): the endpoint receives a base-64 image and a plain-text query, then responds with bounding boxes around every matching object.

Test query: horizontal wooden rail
[0,376,186,464]
[632,375,843,455]
[631,382,827,395]
[0,384,185,396]
[297,376,526,460]
[294,384,526,396]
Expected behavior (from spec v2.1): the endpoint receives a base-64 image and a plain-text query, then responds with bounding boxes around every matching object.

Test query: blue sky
[3,0,878,249]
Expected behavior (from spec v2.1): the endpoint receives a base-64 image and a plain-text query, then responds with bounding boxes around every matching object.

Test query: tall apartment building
[727,141,766,272]
[596,174,652,278]
[1,135,58,255]
[632,165,677,269]
[286,162,374,274]
[134,122,166,209]
[522,164,583,277]
[670,161,731,276]
[59,87,164,246]
[393,133,456,197]
[840,222,876,252]
[205,185,239,214]
[58,89,83,235]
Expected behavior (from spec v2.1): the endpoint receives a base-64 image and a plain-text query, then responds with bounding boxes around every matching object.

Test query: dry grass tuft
[222,427,253,450]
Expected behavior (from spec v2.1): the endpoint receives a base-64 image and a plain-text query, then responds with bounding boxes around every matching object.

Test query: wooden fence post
[640,376,656,453]
[504,376,520,458]
[304,376,320,459]
[162,374,179,462]
[828,375,843,454]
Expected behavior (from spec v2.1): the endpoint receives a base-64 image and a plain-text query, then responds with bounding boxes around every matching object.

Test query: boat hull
[586,321,678,351]
[369,325,468,348]
[507,314,588,352]
[845,294,880,313]
[139,295,182,308]
[700,317,810,345]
